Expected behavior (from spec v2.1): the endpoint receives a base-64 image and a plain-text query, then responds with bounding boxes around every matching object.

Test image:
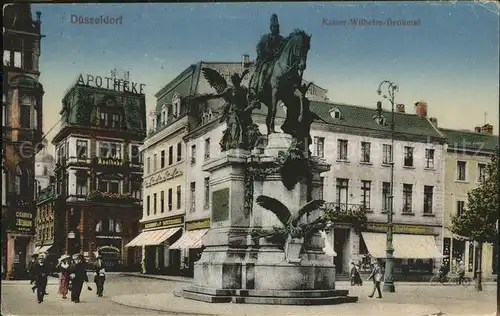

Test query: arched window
[43,165,48,176]
[109,219,122,233]
[95,220,103,232]
[15,166,22,195]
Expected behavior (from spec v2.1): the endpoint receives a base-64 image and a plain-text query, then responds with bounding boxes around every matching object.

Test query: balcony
[87,191,140,204]
[322,202,368,230]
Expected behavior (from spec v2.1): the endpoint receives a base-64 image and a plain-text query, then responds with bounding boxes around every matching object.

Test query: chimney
[474,126,482,133]
[481,124,493,135]
[415,101,428,117]
[242,54,250,69]
[429,117,438,127]
[396,104,405,113]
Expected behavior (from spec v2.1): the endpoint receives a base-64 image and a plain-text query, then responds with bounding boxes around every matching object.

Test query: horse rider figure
[248,13,285,106]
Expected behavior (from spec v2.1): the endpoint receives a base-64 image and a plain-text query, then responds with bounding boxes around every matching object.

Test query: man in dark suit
[69,253,88,303]
[367,261,383,298]
[30,254,50,303]
[93,252,106,297]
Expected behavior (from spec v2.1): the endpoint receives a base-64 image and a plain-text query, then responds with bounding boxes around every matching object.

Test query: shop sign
[76,73,145,94]
[186,218,210,231]
[97,245,121,253]
[15,211,33,233]
[142,216,183,230]
[365,223,435,235]
[96,235,122,239]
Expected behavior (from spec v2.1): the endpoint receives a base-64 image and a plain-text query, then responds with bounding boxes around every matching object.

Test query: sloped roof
[439,128,498,152]
[252,100,445,141]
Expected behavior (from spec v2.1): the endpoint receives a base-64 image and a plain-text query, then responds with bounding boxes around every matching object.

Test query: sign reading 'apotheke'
[76,74,145,94]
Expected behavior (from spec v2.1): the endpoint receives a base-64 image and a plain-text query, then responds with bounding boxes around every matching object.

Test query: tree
[451,149,499,291]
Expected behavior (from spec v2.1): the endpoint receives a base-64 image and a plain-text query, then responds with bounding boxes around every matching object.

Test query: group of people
[28,251,107,304]
[438,259,466,284]
[350,261,384,299]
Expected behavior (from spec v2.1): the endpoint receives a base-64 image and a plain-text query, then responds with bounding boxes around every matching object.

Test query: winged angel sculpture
[193,67,262,151]
[251,195,329,262]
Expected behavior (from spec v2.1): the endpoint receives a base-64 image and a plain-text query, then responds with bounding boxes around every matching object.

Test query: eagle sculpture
[192,67,250,103]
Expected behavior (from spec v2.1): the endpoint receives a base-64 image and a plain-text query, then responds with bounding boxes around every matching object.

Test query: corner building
[49,78,146,270]
[2,4,45,279]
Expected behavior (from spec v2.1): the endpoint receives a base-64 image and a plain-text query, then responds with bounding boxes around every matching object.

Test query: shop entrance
[334,228,349,274]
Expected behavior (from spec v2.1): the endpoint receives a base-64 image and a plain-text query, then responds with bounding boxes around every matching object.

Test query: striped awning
[169,229,209,249]
[125,227,181,247]
[361,232,444,259]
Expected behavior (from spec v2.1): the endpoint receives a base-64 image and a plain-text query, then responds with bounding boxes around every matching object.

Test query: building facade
[440,124,498,280]
[35,144,55,190]
[2,4,45,279]
[47,78,146,270]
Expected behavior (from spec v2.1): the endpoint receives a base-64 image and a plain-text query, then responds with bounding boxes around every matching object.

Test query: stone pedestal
[180,135,357,305]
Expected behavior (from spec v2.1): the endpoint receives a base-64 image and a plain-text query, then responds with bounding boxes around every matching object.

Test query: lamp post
[374,80,398,293]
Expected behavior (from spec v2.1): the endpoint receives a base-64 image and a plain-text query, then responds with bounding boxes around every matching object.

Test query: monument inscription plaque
[212,188,229,222]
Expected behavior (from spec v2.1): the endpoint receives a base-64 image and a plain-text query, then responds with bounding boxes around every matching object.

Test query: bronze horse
[251,29,312,135]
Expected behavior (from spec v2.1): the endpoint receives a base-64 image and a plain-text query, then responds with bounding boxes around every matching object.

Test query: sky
[29,2,499,153]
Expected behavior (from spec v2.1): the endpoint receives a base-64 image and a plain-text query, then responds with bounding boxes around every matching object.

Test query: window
[43,166,48,176]
[403,184,413,213]
[153,154,157,171]
[99,142,109,158]
[147,157,151,174]
[160,191,164,213]
[190,145,196,164]
[100,112,108,127]
[177,142,182,162]
[146,195,150,216]
[425,149,435,169]
[404,146,414,167]
[477,163,487,183]
[336,178,349,206]
[3,50,11,66]
[131,181,142,200]
[204,138,211,160]
[98,179,120,193]
[112,114,121,128]
[15,166,22,195]
[330,109,341,119]
[457,161,466,181]
[99,142,121,159]
[23,51,33,70]
[176,185,182,210]
[76,175,87,196]
[14,51,22,68]
[361,180,371,210]
[456,200,465,217]
[2,168,7,206]
[361,142,371,163]
[160,150,165,169]
[423,186,433,214]
[76,140,88,159]
[382,144,392,164]
[337,140,348,160]
[3,101,7,126]
[109,219,121,233]
[382,182,391,211]
[313,137,324,158]
[168,188,173,211]
[168,146,173,165]
[131,145,140,165]
[153,193,157,214]
[20,96,32,128]
[190,182,196,212]
[204,177,210,209]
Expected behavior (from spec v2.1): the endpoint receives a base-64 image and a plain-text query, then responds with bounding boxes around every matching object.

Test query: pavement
[2,273,496,316]
[114,273,498,316]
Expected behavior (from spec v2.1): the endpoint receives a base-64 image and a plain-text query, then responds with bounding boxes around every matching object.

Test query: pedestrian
[354,264,363,286]
[367,261,383,299]
[28,254,38,293]
[69,253,89,303]
[457,260,465,285]
[93,251,106,297]
[30,254,50,303]
[350,262,357,285]
[56,254,71,299]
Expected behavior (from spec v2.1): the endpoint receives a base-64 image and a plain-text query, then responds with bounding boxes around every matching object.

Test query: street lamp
[374,80,398,293]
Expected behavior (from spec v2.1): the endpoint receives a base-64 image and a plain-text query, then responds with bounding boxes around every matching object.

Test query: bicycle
[430,273,471,287]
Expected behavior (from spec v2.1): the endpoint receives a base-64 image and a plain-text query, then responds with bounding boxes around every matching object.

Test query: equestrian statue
[248,13,312,136]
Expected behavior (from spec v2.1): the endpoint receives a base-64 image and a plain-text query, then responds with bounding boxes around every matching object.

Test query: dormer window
[161,104,168,125]
[330,108,341,119]
[172,93,181,117]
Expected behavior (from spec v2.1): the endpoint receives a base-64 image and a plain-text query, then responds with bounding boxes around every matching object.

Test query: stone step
[231,295,359,305]
[182,290,232,303]
[185,286,350,298]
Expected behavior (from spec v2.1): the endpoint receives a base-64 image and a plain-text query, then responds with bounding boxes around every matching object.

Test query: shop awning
[35,245,53,254]
[169,229,209,249]
[125,227,181,247]
[361,232,443,259]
